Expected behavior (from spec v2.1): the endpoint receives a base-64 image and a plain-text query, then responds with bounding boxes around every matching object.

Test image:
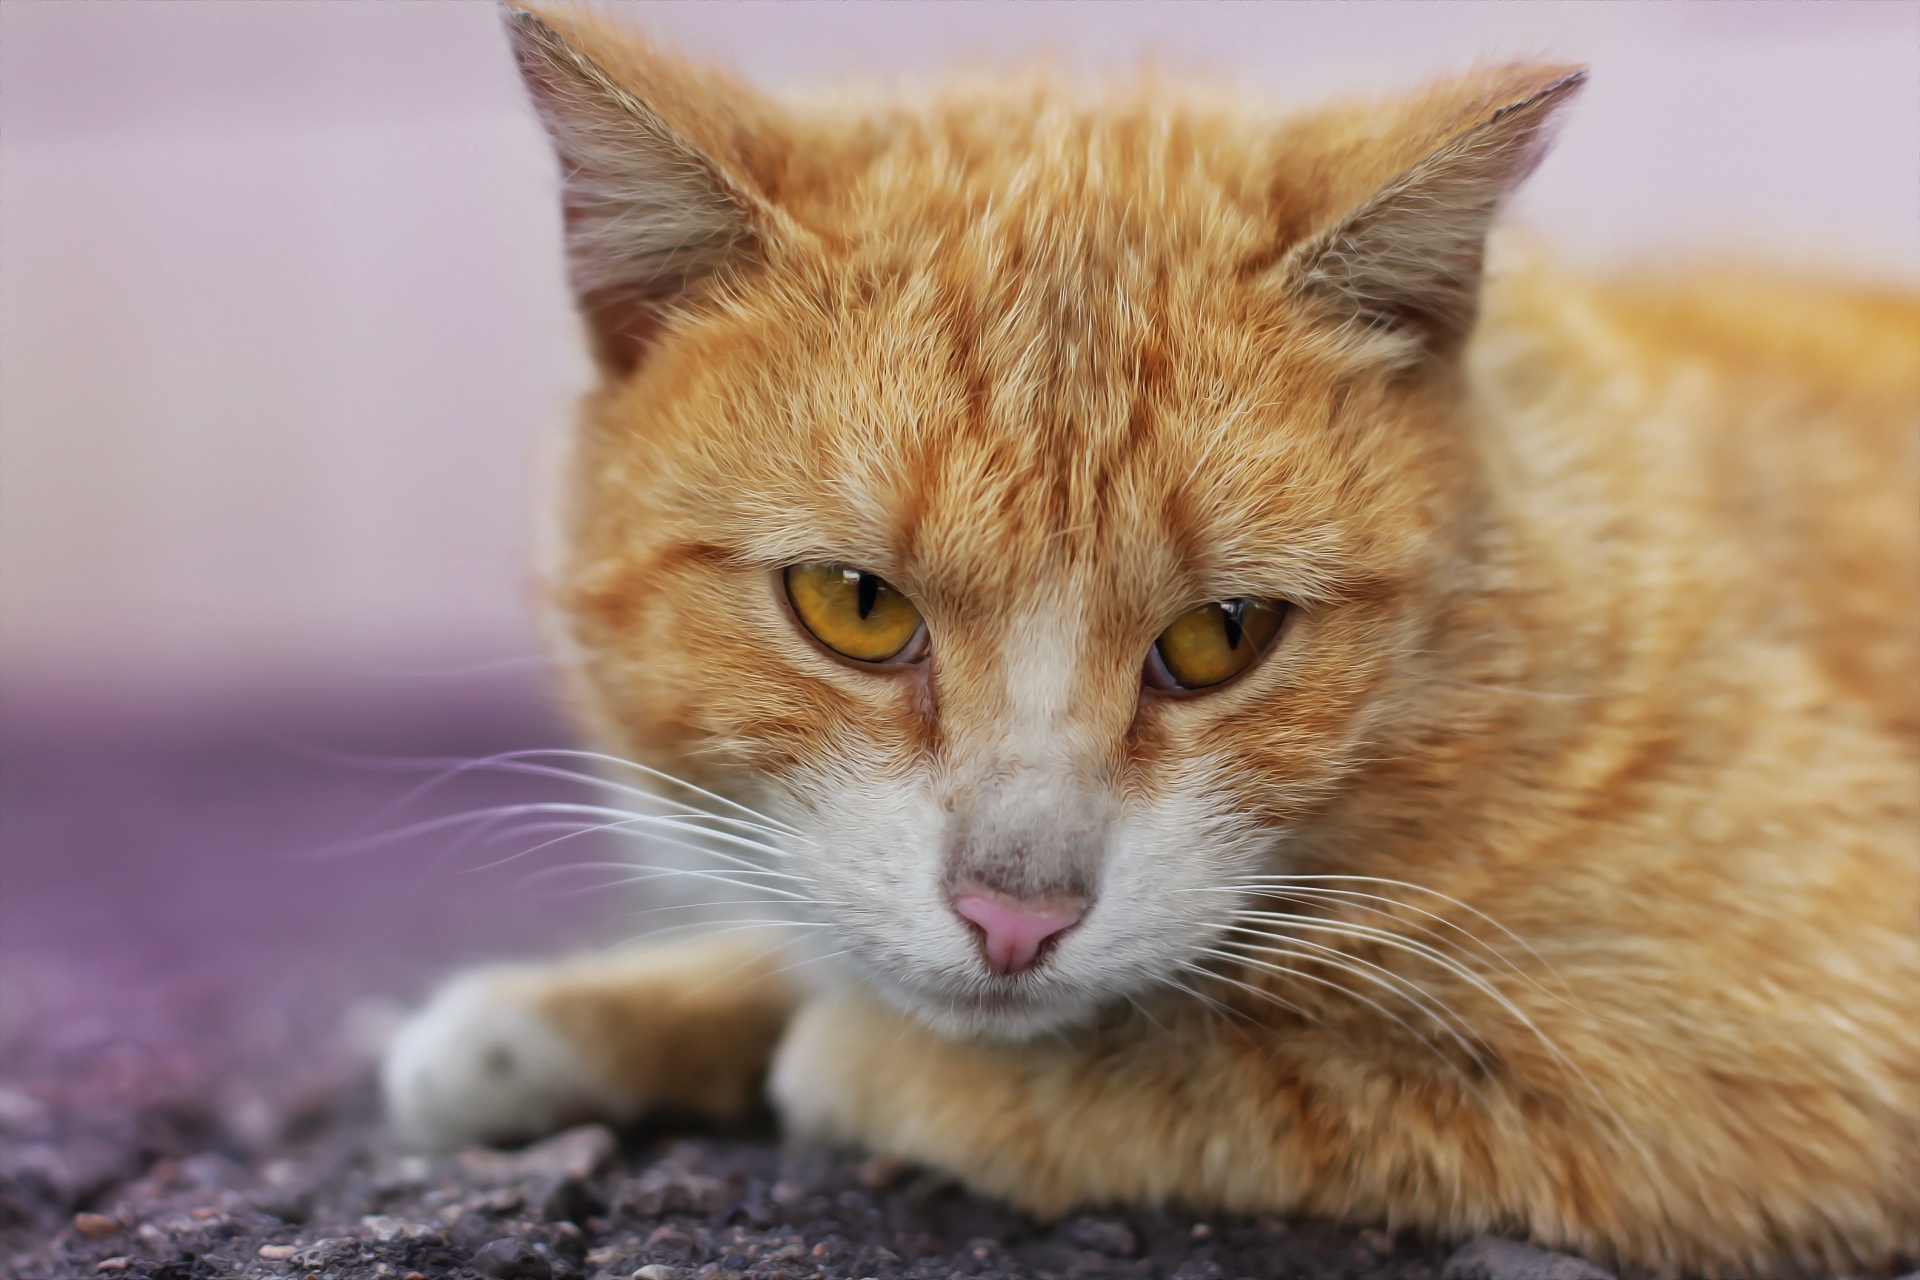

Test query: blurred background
[3,0,1917,1095]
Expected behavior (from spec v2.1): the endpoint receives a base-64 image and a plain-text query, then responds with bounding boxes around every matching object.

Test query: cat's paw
[382,965,628,1151]
[766,990,887,1143]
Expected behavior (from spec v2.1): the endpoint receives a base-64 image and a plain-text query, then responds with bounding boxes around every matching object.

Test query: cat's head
[506,6,1581,1037]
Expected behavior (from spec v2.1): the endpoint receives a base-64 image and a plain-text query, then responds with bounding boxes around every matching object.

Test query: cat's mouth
[907,975,1101,1040]
[868,934,1114,1040]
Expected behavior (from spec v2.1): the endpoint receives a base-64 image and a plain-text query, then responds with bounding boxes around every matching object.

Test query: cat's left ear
[502,4,801,374]
[1275,64,1586,358]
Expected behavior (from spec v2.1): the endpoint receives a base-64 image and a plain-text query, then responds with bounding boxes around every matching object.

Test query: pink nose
[952,889,1085,974]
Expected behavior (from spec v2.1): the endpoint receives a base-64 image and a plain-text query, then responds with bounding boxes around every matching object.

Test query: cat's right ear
[502,4,793,375]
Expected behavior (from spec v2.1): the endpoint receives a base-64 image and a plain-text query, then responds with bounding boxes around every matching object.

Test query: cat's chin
[869,972,1107,1042]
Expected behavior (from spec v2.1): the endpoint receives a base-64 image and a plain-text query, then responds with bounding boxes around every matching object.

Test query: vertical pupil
[856,572,880,620]
[1221,600,1245,650]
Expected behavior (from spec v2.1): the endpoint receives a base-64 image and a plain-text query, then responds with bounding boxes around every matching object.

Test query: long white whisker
[450,763,801,842]
[499,843,804,883]
[516,863,814,902]
[1167,962,1301,1029]
[323,802,791,877]
[1196,945,1483,1088]
[1213,882,1615,1124]
[457,808,801,878]
[1227,909,1526,1021]
[1210,931,1488,1064]
[303,744,808,844]
[1185,951,1403,1047]
[488,748,810,837]
[472,835,811,898]
[1182,881,1522,981]
[1226,875,1562,985]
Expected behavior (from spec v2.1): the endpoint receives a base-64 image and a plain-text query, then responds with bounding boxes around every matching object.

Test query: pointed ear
[502,4,789,374]
[1277,65,1585,357]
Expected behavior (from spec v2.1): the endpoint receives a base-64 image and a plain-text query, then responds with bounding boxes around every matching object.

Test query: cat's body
[383,10,1920,1275]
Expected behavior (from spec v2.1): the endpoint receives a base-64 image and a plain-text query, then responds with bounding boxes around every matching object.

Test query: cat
[382,6,1920,1276]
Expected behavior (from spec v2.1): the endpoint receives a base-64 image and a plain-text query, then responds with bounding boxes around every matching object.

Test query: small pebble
[550,1221,588,1266]
[405,1273,426,1280]
[94,1259,131,1273]
[253,1193,314,1225]
[1190,1222,1213,1241]
[73,1213,120,1239]
[634,1267,679,1280]
[258,1245,298,1260]
[471,1237,554,1280]
[359,1214,433,1243]
[1170,1262,1225,1280]
[1068,1218,1138,1257]
[856,1155,909,1190]
[1442,1237,1615,1280]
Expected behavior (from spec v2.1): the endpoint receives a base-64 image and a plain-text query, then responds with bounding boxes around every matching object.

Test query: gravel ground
[2,1045,1465,1280]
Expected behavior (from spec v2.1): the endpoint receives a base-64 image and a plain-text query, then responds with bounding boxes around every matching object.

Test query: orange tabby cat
[383,7,1920,1276]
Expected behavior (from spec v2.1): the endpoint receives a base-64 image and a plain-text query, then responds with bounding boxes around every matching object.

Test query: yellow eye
[1149,598,1286,691]
[784,563,926,664]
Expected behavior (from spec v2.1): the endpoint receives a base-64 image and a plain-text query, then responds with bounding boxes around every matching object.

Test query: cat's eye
[1146,598,1286,691]
[784,563,927,665]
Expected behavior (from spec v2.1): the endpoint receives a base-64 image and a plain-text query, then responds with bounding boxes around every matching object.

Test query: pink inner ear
[952,892,1084,974]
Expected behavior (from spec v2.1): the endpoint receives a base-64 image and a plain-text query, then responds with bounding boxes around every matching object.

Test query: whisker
[491,844,814,905]
[1182,881,1521,982]
[320,803,792,878]
[1178,955,1337,1033]
[1208,933,1488,1067]
[296,744,809,843]
[1211,882,1615,1123]
[1225,875,1560,982]
[488,748,810,836]
[472,794,802,855]
[515,863,813,902]
[500,845,804,883]
[1165,963,1294,1029]
[614,914,830,934]
[1196,945,1483,1085]
[1225,909,1526,1023]
[1216,941,1486,1069]
[455,810,804,880]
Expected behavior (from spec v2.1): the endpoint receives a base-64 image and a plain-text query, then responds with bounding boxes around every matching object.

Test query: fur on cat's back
[383,7,1920,1276]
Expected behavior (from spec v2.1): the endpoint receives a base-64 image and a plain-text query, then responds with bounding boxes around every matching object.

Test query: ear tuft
[1281,65,1586,355]
[502,4,769,373]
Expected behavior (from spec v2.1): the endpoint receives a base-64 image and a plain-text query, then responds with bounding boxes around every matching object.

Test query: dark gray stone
[1067,1218,1138,1257]
[288,1237,361,1270]
[540,1176,606,1225]
[472,1237,555,1280]
[1441,1237,1614,1280]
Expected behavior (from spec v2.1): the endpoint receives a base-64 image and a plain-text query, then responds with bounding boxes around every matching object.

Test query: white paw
[767,992,869,1143]
[382,966,626,1151]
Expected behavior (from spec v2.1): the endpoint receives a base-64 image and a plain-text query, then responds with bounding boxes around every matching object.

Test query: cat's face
[513,7,1576,1036]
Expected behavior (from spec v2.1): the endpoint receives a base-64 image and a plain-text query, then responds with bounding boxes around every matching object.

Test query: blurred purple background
[3,1,1917,1081]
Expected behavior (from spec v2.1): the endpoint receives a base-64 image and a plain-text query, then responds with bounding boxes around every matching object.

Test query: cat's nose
[951,888,1085,974]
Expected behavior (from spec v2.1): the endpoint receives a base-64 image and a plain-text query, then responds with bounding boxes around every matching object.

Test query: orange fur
[389,9,1920,1275]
